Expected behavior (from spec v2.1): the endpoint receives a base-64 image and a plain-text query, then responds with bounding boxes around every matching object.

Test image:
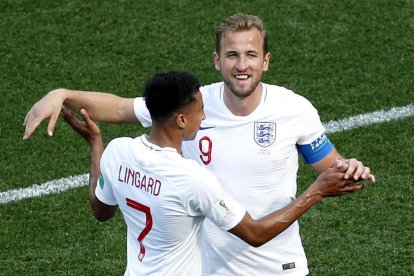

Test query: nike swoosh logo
[199,126,216,130]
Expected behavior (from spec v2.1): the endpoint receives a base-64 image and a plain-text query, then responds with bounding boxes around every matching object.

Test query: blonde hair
[215,13,268,55]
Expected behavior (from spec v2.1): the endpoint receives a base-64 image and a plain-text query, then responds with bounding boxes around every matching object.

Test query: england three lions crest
[254,122,276,147]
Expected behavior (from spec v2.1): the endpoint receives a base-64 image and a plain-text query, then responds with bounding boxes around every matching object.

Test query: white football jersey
[96,135,246,276]
[134,82,329,275]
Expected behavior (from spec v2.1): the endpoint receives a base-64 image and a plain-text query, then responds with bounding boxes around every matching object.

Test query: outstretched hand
[61,106,101,145]
[23,89,66,140]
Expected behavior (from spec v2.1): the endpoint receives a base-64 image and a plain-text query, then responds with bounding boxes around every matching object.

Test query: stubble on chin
[224,80,259,98]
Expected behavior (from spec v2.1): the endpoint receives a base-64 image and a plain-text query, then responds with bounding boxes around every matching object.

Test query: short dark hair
[144,71,201,123]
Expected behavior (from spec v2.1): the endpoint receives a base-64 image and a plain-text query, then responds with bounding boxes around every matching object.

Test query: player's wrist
[90,137,103,149]
[302,186,324,204]
[49,88,69,101]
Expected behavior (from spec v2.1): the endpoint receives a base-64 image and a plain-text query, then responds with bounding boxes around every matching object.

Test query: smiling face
[214,28,270,98]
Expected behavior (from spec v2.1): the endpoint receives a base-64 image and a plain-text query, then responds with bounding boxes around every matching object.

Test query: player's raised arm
[23,88,138,139]
[228,160,367,247]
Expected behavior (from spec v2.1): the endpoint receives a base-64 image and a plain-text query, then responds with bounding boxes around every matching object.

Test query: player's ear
[176,113,187,129]
[262,52,271,72]
[213,51,221,70]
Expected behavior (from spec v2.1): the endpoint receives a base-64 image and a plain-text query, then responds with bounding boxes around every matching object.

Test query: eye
[226,52,237,58]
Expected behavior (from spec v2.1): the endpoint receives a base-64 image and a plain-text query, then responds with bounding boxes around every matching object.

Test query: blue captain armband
[298,133,334,164]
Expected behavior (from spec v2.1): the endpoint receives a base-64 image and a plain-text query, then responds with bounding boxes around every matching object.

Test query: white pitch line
[1,104,413,205]
[0,174,89,204]
[324,104,414,134]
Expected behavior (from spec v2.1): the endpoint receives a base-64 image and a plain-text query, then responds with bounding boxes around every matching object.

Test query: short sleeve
[207,191,246,231]
[294,97,334,163]
[183,166,246,231]
[95,173,117,206]
[133,97,152,128]
[296,97,326,145]
[94,144,118,206]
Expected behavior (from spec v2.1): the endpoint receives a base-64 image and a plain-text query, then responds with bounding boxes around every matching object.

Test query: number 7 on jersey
[126,198,153,261]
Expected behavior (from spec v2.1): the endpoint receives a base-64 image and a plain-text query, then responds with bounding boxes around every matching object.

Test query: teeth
[236,75,248,80]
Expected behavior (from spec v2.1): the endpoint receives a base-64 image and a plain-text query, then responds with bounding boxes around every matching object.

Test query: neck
[223,83,263,116]
[146,123,183,153]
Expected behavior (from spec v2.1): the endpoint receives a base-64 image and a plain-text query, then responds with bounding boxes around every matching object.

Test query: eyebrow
[224,50,259,56]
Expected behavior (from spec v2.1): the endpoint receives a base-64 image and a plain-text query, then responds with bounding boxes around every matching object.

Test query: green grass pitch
[1,0,413,275]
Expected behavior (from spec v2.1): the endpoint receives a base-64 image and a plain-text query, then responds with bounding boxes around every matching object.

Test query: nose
[236,56,247,71]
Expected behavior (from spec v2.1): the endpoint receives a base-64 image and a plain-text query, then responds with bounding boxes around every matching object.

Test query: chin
[183,135,197,141]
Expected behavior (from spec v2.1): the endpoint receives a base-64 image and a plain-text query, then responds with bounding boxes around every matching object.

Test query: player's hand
[23,89,66,139]
[341,158,376,183]
[61,106,101,146]
[314,160,365,198]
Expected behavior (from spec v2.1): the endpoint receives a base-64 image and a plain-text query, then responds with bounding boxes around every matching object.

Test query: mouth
[234,74,250,81]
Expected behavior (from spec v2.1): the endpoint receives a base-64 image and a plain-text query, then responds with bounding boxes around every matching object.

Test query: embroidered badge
[254,122,276,147]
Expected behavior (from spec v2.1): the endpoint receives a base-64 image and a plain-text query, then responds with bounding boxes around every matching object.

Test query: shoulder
[200,82,223,97]
[199,82,224,111]
[265,83,308,101]
[106,137,134,150]
[102,137,136,160]
[264,83,316,111]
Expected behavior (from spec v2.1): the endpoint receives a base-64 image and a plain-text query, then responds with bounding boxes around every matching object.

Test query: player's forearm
[231,188,322,247]
[312,148,342,174]
[88,136,105,216]
[88,136,118,222]
[256,188,322,242]
[55,88,138,124]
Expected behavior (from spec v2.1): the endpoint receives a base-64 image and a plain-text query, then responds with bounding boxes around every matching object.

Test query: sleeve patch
[98,174,105,189]
[213,199,232,219]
